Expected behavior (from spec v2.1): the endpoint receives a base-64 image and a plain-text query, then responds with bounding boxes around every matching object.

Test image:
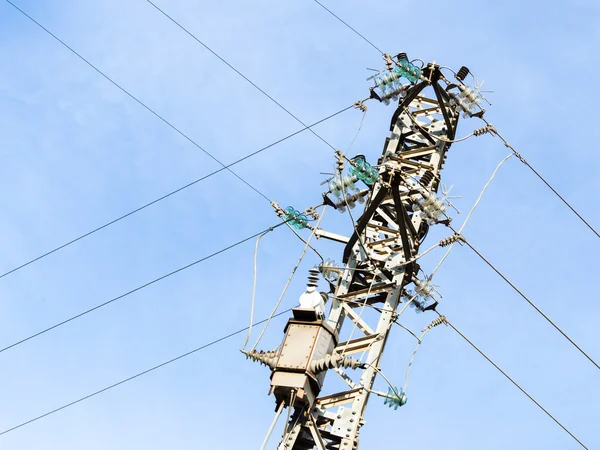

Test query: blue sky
[1,0,599,449]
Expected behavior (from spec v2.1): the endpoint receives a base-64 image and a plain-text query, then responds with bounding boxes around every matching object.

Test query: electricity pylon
[246,55,481,449]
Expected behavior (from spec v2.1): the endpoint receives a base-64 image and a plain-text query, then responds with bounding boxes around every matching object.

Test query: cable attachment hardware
[473,124,495,137]
[241,349,278,370]
[512,151,526,163]
[353,99,367,112]
[382,53,395,71]
[334,150,345,173]
[439,233,465,247]
[305,206,319,221]
[271,200,284,218]
[422,315,448,333]
[309,353,365,374]
[383,386,407,410]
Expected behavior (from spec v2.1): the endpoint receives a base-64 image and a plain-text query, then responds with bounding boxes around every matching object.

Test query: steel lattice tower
[246,58,473,449]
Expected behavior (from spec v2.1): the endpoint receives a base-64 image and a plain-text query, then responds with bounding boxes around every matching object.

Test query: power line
[0,222,288,355]
[5,307,583,444]
[11,3,589,445]
[0,105,352,280]
[5,0,354,280]
[0,308,292,437]
[145,0,339,151]
[311,0,383,54]
[444,315,588,449]
[483,123,600,240]
[451,228,600,371]
[4,0,272,203]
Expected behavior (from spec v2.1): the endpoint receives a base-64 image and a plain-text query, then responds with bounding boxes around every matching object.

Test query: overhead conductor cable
[443,314,588,449]
[0,221,290,355]
[449,228,600,371]
[483,121,600,239]
[311,0,383,54]
[146,0,339,152]
[3,0,270,201]
[428,153,599,370]
[0,309,293,437]
[2,0,354,279]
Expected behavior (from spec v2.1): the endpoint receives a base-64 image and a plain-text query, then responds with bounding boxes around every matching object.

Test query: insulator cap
[396,52,408,62]
[283,206,308,230]
[419,171,434,187]
[307,268,320,287]
[456,66,470,81]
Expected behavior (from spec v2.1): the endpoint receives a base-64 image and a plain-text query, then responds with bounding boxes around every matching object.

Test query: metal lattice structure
[247,59,473,449]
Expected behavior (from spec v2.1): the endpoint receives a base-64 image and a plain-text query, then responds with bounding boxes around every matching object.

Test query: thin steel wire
[243,230,272,349]
[452,230,600,371]
[4,0,269,201]
[444,314,588,449]
[311,0,383,54]
[346,109,367,151]
[393,320,421,342]
[402,333,425,394]
[483,121,600,240]
[2,0,353,280]
[0,104,352,280]
[0,308,293,437]
[0,222,288,355]
[402,319,448,393]
[146,0,339,151]
[287,223,325,262]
